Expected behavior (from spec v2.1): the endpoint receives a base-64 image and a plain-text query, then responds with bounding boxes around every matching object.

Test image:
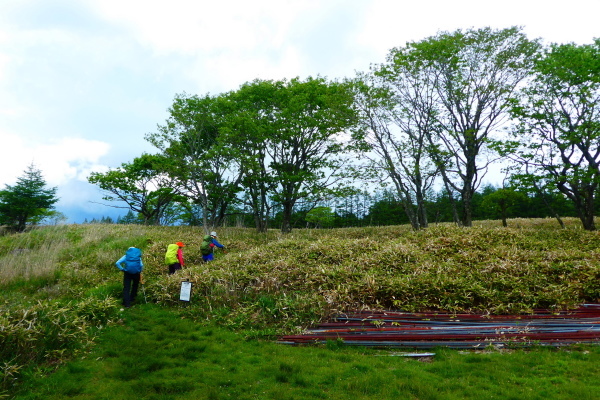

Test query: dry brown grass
[0,226,69,284]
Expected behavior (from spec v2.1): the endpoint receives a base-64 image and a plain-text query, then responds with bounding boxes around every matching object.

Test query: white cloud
[0,132,111,187]
[85,0,363,92]
[0,51,9,82]
[88,0,300,55]
[358,0,600,58]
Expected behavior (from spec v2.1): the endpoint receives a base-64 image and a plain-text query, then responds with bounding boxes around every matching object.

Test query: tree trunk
[557,182,597,231]
[401,200,420,231]
[415,186,428,229]
[531,180,565,229]
[461,193,473,227]
[254,213,268,233]
[281,202,294,233]
[577,191,596,231]
[438,167,461,226]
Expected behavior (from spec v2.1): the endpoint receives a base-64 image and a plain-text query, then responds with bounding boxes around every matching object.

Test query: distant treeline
[84,184,579,230]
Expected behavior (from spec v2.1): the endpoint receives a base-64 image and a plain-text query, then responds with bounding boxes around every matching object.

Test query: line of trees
[90,184,579,230]
[88,27,600,232]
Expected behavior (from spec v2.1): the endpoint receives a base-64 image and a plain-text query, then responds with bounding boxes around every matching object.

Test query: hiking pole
[140,273,147,304]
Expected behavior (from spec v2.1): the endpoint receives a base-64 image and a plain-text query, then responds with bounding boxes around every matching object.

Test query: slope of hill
[1,218,600,395]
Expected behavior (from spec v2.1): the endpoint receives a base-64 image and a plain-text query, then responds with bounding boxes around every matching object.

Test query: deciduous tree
[88,154,180,225]
[229,77,360,233]
[146,93,244,231]
[384,27,540,226]
[507,39,600,230]
[305,206,334,228]
[353,65,441,230]
[480,188,528,227]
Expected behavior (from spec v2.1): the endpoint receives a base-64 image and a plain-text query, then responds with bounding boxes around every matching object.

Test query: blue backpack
[124,247,142,273]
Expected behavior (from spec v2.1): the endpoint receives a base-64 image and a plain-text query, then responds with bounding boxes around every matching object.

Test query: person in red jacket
[165,241,185,275]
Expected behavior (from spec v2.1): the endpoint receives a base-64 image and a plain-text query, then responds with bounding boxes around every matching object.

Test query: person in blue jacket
[115,247,143,308]
[200,231,225,262]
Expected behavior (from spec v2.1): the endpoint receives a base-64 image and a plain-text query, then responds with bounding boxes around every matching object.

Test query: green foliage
[147,92,245,230]
[141,220,600,327]
[480,188,529,226]
[371,27,542,227]
[116,210,140,224]
[508,39,600,230]
[0,164,58,232]
[228,77,361,233]
[88,153,182,225]
[0,298,118,389]
[305,207,335,228]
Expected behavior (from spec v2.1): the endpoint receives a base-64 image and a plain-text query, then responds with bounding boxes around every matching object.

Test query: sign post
[180,280,193,302]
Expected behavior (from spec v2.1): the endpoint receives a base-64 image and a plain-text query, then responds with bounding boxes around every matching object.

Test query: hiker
[165,241,185,274]
[115,247,143,308]
[200,231,225,262]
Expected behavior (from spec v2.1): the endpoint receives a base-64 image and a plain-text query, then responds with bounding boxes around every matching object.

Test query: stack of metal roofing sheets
[278,304,600,349]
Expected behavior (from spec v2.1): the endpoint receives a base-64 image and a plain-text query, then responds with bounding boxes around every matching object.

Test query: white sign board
[180,281,193,302]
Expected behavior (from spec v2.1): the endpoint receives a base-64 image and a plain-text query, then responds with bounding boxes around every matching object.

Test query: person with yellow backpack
[165,241,185,274]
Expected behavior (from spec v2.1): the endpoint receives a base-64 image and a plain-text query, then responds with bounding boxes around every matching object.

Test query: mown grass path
[13,304,600,400]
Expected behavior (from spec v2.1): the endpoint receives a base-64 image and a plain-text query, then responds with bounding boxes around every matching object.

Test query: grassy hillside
[1,218,600,395]
[12,304,600,400]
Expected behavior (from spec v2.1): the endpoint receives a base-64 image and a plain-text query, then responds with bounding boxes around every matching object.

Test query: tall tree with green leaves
[88,153,181,225]
[0,164,58,232]
[353,65,441,230]
[146,92,244,231]
[384,27,541,227]
[231,77,359,233]
[226,80,280,232]
[507,39,600,230]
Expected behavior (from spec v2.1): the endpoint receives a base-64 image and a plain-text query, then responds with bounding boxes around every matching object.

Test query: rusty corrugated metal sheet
[278,304,600,349]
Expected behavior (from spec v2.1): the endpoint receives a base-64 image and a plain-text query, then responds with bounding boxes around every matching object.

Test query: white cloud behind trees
[0,0,598,222]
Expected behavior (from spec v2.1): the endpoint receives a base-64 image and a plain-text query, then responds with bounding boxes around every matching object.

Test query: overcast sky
[1,0,598,222]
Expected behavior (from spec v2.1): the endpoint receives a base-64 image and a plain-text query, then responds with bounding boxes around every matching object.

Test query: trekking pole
[140,273,147,304]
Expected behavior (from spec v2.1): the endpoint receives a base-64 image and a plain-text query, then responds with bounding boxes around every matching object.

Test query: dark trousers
[123,271,141,307]
[169,263,182,275]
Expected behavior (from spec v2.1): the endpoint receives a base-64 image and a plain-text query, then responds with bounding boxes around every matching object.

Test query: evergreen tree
[119,210,139,224]
[0,164,59,232]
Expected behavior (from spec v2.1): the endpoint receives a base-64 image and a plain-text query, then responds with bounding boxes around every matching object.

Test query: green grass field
[12,304,600,400]
[2,219,600,399]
